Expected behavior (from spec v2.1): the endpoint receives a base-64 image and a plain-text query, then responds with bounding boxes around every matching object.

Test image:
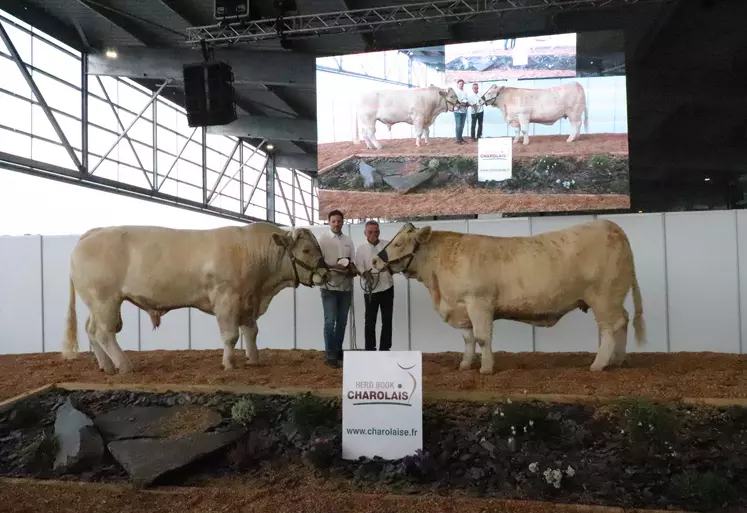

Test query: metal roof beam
[87,46,314,88]
[206,113,316,142]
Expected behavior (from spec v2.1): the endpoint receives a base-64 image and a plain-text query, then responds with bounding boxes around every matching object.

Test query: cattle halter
[283,232,328,288]
[376,225,422,275]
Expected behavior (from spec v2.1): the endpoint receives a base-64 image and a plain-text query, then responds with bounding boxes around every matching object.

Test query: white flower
[529,420,534,427]
[529,462,538,473]
[507,398,512,404]
[565,466,575,477]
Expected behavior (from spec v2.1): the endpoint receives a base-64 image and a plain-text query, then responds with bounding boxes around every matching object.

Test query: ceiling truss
[185,0,668,47]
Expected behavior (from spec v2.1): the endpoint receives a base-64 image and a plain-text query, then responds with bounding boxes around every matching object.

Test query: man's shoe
[325,360,340,369]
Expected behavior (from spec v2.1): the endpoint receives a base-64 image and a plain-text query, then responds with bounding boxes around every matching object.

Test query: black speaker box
[182,61,238,127]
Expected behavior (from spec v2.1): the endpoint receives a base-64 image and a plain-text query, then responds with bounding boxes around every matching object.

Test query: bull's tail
[583,96,589,133]
[630,267,646,347]
[353,111,360,145]
[61,276,79,360]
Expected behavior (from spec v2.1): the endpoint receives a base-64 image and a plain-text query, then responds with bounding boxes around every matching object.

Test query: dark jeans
[454,112,467,141]
[321,288,352,362]
[471,112,484,139]
[364,286,394,351]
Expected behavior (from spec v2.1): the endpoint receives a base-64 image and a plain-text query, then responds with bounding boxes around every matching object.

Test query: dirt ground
[0,478,682,513]
[318,134,629,171]
[3,349,747,404]
[445,69,577,82]
[318,188,630,218]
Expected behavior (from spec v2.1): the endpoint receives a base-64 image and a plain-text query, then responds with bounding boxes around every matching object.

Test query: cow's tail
[583,95,589,133]
[62,276,80,360]
[630,267,646,347]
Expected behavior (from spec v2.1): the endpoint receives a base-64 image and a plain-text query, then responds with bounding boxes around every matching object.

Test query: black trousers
[471,112,484,139]
[363,286,394,351]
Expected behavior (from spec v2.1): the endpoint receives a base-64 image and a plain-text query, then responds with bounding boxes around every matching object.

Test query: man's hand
[330,263,348,271]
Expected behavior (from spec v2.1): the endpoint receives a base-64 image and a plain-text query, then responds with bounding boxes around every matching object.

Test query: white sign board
[342,351,423,461]
[477,137,513,182]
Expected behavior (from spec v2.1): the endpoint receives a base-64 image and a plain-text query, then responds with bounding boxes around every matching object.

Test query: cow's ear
[415,226,432,244]
[272,232,292,248]
[438,90,447,97]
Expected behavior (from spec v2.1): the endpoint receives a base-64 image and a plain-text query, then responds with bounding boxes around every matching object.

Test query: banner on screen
[314,30,630,220]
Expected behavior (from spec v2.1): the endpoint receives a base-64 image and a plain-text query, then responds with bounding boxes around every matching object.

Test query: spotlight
[104,48,118,59]
[266,143,275,151]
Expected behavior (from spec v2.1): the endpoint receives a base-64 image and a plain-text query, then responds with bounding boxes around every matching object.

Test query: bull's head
[371,223,432,276]
[272,228,329,287]
[480,84,505,107]
[439,87,460,112]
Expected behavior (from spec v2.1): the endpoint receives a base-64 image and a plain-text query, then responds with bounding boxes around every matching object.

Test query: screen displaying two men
[315,30,629,220]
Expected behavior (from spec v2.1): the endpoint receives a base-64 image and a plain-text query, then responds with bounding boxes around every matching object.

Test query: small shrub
[670,471,737,509]
[489,401,560,440]
[287,393,338,438]
[21,430,58,471]
[399,449,438,480]
[230,397,257,426]
[303,436,336,470]
[227,431,275,471]
[616,398,679,446]
[588,154,614,170]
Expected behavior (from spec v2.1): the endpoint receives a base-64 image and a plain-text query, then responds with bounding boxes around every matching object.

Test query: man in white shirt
[317,209,357,368]
[354,220,394,352]
[453,79,469,145]
[468,82,484,141]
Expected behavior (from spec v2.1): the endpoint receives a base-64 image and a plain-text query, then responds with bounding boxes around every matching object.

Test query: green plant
[670,471,737,509]
[489,401,560,439]
[230,397,257,426]
[616,398,679,445]
[287,393,338,438]
[588,154,614,170]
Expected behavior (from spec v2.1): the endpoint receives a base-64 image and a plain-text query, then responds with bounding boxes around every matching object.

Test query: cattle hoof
[479,367,494,375]
[459,360,472,371]
[589,362,608,372]
[246,359,260,367]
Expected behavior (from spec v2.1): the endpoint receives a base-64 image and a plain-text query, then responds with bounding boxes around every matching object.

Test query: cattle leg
[466,302,495,375]
[423,126,430,145]
[459,329,476,370]
[90,304,134,373]
[567,119,582,142]
[512,125,521,144]
[86,315,115,374]
[518,114,531,145]
[241,322,260,365]
[590,314,627,371]
[610,309,630,367]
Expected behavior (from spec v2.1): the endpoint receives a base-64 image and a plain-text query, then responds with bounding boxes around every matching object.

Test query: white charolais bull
[480,81,589,145]
[371,220,645,375]
[61,222,329,374]
[354,86,461,149]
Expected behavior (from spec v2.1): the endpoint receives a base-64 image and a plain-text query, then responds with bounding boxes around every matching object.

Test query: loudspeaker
[182,61,238,128]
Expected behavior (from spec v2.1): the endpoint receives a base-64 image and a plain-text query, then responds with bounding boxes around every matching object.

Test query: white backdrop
[1,209,744,356]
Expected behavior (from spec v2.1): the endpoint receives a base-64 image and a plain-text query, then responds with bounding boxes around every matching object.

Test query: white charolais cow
[480,81,589,145]
[61,222,330,374]
[353,86,461,149]
[371,220,645,375]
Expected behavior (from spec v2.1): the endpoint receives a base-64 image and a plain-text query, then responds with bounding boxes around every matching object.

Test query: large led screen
[315,30,629,220]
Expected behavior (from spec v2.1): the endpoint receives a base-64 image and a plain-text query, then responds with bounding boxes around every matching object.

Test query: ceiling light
[105,49,118,59]
[266,143,275,151]
[704,177,711,182]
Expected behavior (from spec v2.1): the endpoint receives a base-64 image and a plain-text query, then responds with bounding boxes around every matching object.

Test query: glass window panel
[129,116,153,146]
[157,126,178,155]
[95,158,119,182]
[31,104,59,143]
[157,150,176,180]
[86,76,106,99]
[0,54,31,98]
[249,187,267,208]
[175,110,192,136]
[32,72,81,118]
[215,196,240,213]
[88,125,119,159]
[207,147,228,172]
[117,163,151,189]
[247,152,267,171]
[157,101,177,130]
[31,37,80,87]
[245,203,265,220]
[88,97,118,131]
[134,141,153,172]
[275,212,291,226]
[177,181,202,203]
[56,113,82,150]
[182,140,203,166]
[177,159,202,188]
[1,21,31,63]
[113,139,140,167]
[31,28,79,57]
[0,127,31,158]
[31,138,75,169]
[117,80,152,120]
[99,77,119,104]
[0,91,31,132]
[159,175,178,196]
[276,166,293,183]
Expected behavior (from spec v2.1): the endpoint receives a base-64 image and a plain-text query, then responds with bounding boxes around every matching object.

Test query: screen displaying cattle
[315,29,629,220]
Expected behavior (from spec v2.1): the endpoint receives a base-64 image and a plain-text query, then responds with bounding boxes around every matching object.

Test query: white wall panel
[0,235,42,354]
[529,215,599,353]
[466,218,534,353]
[736,211,747,355]
[409,220,469,353]
[139,308,188,352]
[666,211,740,353]
[348,222,410,351]
[295,225,339,352]
[256,287,295,350]
[598,213,669,353]
[189,309,219,351]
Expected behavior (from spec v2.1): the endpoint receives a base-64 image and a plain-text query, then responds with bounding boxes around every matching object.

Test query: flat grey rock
[382,170,437,193]
[53,399,104,472]
[107,429,243,487]
[93,405,222,441]
[358,160,377,187]
[374,161,408,177]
